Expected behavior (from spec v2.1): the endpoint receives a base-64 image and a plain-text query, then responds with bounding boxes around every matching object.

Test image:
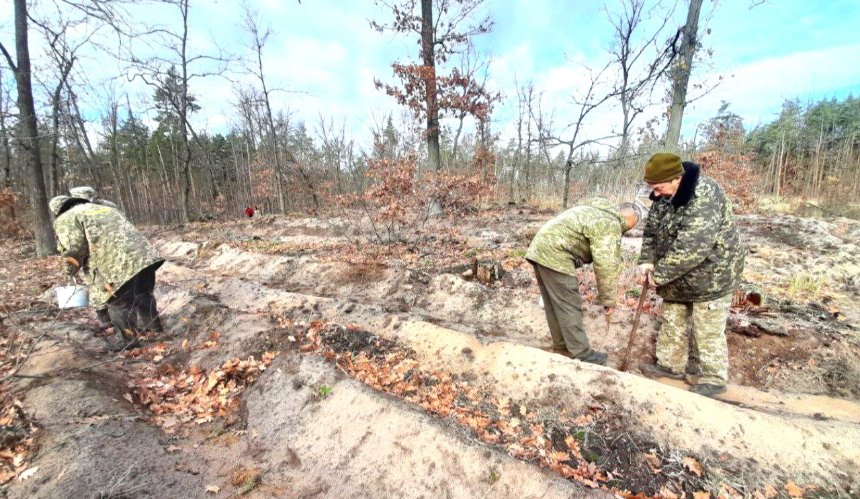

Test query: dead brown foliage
[280,319,715,496]
[338,154,492,244]
[0,189,26,239]
[125,350,278,429]
[696,150,758,213]
[0,398,38,484]
[332,262,388,285]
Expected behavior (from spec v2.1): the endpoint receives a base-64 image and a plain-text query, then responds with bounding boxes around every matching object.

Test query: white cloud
[685,43,860,132]
[3,0,858,156]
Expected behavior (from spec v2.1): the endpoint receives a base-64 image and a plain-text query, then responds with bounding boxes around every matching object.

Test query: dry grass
[332,262,388,285]
[786,272,827,299]
[230,466,261,495]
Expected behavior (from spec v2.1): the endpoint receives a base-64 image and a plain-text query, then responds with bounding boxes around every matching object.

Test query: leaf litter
[0,398,38,485]
[123,346,278,429]
[279,316,723,498]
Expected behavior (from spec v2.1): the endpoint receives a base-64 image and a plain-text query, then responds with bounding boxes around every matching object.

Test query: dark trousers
[533,263,591,358]
[108,264,164,334]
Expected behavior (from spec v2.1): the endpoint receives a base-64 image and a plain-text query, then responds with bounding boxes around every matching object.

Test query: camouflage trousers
[656,294,732,386]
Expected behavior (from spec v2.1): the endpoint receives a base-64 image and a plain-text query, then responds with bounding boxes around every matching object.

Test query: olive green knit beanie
[644,153,683,183]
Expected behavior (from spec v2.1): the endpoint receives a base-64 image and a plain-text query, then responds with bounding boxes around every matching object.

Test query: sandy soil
[2,206,859,498]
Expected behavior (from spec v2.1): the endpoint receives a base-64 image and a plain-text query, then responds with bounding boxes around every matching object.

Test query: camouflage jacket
[53,203,164,307]
[639,163,745,303]
[525,197,622,306]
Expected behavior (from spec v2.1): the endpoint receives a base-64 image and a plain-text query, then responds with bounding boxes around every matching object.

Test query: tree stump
[460,258,504,284]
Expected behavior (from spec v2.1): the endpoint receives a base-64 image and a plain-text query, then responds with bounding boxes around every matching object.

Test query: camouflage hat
[49,195,72,217]
[644,153,683,184]
[69,186,97,201]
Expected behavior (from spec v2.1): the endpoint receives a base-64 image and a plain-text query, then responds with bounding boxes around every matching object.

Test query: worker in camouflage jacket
[68,186,121,329]
[637,153,745,398]
[526,197,642,365]
[50,194,165,351]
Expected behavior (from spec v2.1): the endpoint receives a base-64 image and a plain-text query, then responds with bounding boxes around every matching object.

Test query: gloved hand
[63,256,80,275]
[638,263,654,275]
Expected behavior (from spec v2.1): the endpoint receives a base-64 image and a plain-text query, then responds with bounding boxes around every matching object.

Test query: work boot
[103,330,140,353]
[540,346,574,359]
[690,383,727,398]
[96,308,112,332]
[147,317,165,334]
[579,350,608,366]
[639,363,685,380]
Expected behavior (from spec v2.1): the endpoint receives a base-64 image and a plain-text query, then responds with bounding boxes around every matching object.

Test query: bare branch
[0,42,16,72]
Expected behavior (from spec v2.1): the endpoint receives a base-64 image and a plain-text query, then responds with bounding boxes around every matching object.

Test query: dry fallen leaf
[123,393,134,404]
[16,467,38,481]
[205,484,220,494]
[692,491,710,499]
[657,486,680,499]
[762,484,778,498]
[720,484,743,498]
[785,481,804,498]
[683,456,703,477]
[644,452,662,472]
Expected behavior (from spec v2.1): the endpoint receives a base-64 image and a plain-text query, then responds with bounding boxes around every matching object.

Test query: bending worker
[638,153,745,398]
[50,194,165,351]
[68,186,120,330]
[526,198,642,365]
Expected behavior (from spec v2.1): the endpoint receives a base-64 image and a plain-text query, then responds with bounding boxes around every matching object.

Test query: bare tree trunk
[421,0,441,171]
[178,0,193,223]
[562,159,573,209]
[1,0,56,255]
[775,130,786,197]
[512,91,524,202]
[65,85,99,183]
[451,112,466,170]
[813,125,824,196]
[48,71,70,197]
[664,0,703,150]
[106,101,127,212]
[46,48,75,198]
[0,70,12,189]
[0,70,14,221]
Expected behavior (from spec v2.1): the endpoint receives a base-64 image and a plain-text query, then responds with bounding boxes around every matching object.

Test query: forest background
[1,0,859,256]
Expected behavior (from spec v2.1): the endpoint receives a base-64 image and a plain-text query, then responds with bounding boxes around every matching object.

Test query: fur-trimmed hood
[649,161,700,208]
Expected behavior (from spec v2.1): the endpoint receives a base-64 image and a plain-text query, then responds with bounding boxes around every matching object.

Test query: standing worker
[50,194,165,351]
[637,153,745,397]
[526,198,642,365]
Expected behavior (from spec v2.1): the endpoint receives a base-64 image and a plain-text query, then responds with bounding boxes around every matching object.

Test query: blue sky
[2,0,859,151]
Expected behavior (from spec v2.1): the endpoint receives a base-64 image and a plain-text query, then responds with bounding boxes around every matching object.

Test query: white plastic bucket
[55,285,89,309]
